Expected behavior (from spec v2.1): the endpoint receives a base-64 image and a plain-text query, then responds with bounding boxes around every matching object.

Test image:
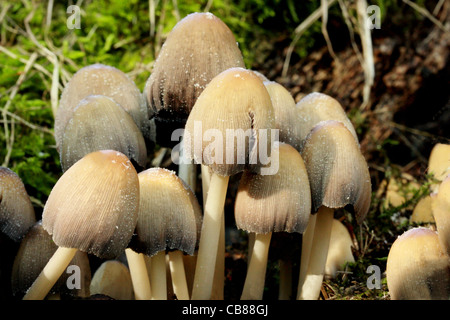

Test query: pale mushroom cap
[42,150,140,259]
[90,260,134,300]
[428,143,450,183]
[324,219,355,279]
[130,168,202,256]
[410,195,435,224]
[0,167,35,242]
[235,143,311,234]
[60,95,147,172]
[299,120,371,224]
[183,67,276,176]
[296,92,359,144]
[144,12,245,142]
[431,176,450,255]
[55,64,148,151]
[386,227,450,300]
[264,81,302,151]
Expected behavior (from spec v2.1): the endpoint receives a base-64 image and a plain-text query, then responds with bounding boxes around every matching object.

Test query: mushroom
[324,219,355,279]
[23,150,139,300]
[128,167,202,300]
[431,176,450,256]
[11,221,91,299]
[183,67,275,299]
[60,95,147,172]
[428,143,450,192]
[235,142,311,299]
[386,227,450,299]
[297,120,371,300]
[410,195,435,227]
[90,260,134,300]
[0,167,36,242]
[54,63,148,151]
[144,12,245,148]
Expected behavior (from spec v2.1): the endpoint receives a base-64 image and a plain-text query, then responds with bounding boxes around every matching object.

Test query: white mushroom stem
[192,173,229,300]
[149,250,167,300]
[23,246,78,300]
[241,232,272,300]
[298,206,334,300]
[125,248,152,300]
[296,213,317,299]
[168,250,190,300]
[278,259,293,300]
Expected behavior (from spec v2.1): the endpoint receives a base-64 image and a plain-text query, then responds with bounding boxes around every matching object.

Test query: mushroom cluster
[5,11,375,301]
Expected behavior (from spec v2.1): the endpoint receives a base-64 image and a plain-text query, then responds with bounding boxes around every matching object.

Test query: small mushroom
[428,143,450,192]
[90,260,134,300]
[297,120,371,300]
[128,168,202,300]
[55,64,148,151]
[0,167,36,242]
[60,95,147,172]
[183,67,275,299]
[235,142,311,299]
[410,195,435,226]
[23,150,139,300]
[431,176,450,256]
[386,227,450,300]
[324,219,355,279]
[11,221,91,299]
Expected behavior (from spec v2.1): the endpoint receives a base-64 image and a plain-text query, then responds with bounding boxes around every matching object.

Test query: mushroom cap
[55,64,148,151]
[235,143,311,234]
[0,167,35,242]
[90,260,133,300]
[129,168,202,256]
[386,227,450,300]
[42,150,139,259]
[299,120,371,224]
[296,92,359,144]
[410,195,435,224]
[11,221,91,298]
[428,143,450,190]
[324,219,355,279]
[183,67,276,176]
[144,12,245,147]
[263,81,302,151]
[431,176,450,255]
[60,95,147,172]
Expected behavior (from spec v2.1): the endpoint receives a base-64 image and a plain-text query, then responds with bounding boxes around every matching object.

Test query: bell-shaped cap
[386,227,450,300]
[428,143,450,191]
[42,150,139,259]
[183,67,276,176]
[235,143,311,234]
[55,64,148,150]
[0,167,35,242]
[90,260,134,300]
[60,95,147,172]
[299,120,371,224]
[431,176,450,255]
[129,168,202,257]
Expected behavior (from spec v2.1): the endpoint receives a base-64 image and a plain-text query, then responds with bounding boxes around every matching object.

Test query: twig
[321,0,340,66]
[338,0,364,66]
[1,110,53,135]
[403,0,449,32]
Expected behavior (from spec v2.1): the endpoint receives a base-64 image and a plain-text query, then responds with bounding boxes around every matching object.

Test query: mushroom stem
[298,206,334,300]
[241,232,272,300]
[149,250,167,300]
[296,213,317,299]
[168,250,190,300]
[278,258,293,300]
[125,248,152,300]
[23,246,78,300]
[191,173,230,300]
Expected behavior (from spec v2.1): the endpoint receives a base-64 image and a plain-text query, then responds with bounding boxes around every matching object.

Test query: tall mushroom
[183,67,275,299]
[60,95,147,172]
[235,142,311,300]
[386,227,450,299]
[0,167,35,242]
[23,150,139,300]
[54,63,148,151]
[128,167,202,300]
[297,120,371,300]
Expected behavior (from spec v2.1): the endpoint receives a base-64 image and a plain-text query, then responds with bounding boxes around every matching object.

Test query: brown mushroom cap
[55,64,148,151]
[386,227,450,300]
[183,67,276,176]
[90,260,134,300]
[264,81,302,151]
[431,176,450,255]
[144,12,245,146]
[296,92,359,144]
[299,120,371,224]
[60,95,147,172]
[129,168,202,257]
[11,221,91,298]
[42,150,139,259]
[235,143,311,234]
[0,167,35,242]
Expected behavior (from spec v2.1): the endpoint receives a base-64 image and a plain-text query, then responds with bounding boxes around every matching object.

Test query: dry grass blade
[403,0,449,32]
